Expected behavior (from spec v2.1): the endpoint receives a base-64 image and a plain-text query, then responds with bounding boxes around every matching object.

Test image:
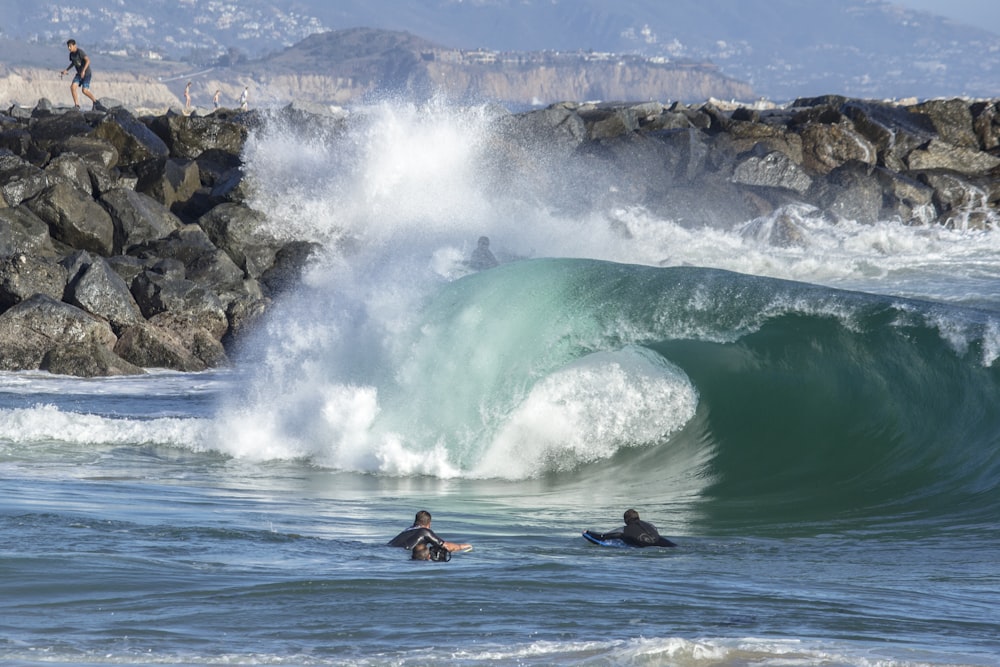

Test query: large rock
[810,160,883,224]
[799,121,877,175]
[0,254,68,311]
[146,112,249,159]
[905,139,1000,174]
[54,135,120,170]
[41,341,144,377]
[0,207,58,257]
[114,320,208,372]
[25,181,115,255]
[62,251,144,332]
[0,294,117,371]
[100,187,184,251]
[131,224,246,294]
[26,113,94,152]
[0,150,51,207]
[197,202,278,278]
[911,98,978,149]
[731,145,812,194]
[45,153,95,196]
[90,108,169,171]
[137,157,201,211]
[130,269,228,339]
[259,241,320,298]
[875,168,937,224]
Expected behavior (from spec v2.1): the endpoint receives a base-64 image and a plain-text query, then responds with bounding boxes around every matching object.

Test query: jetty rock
[0,100,316,376]
[2,94,999,376]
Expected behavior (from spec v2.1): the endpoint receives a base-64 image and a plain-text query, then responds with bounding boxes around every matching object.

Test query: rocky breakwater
[497,95,1000,239]
[0,99,319,376]
[3,94,1000,377]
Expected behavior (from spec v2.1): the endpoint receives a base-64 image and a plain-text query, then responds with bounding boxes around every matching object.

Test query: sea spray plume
[212,100,1000,482]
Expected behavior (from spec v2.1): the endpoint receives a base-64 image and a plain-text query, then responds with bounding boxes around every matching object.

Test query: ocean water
[2,101,999,666]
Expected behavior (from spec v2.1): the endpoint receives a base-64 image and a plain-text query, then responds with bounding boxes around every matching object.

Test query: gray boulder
[0,207,58,257]
[41,342,144,377]
[0,150,51,207]
[132,224,246,295]
[147,112,249,159]
[91,108,169,170]
[731,146,812,194]
[799,121,877,175]
[906,139,1000,175]
[130,269,228,339]
[25,181,115,255]
[137,158,201,211]
[197,202,278,278]
[113,320,207,372]
[101,187,184,252]
[810,161,883,224]
[45,153,95,196]
[912,98,978,149]
[0,294,117,371]
[62,251,144,332]
[0,254,68,311]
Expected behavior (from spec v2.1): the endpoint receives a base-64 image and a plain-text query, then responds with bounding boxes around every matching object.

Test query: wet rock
[100,188,184,252]
[0,207,58,257]
[41,341,144,377]
[91,108,169,171]
[25,181,115,255]
[0,254,68,311]
[62,251,144,333]
[0,294,117,372]
[731,145,812,194]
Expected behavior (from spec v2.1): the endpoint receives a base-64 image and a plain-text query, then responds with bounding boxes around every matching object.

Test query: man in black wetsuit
[584,508,677,547]
[388,510,472,554]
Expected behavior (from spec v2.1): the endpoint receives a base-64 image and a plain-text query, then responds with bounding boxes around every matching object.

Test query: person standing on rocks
[184,81,192,111]
[240,86,249,110]
[213,89,221,108]
[60,39,98,110]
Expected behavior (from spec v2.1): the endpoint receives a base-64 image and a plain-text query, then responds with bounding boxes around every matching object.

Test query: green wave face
[371,258,1000,530]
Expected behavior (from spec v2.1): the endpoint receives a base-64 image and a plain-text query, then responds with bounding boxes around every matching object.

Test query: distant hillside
[252,28,754,105]
[3,0,1000,101]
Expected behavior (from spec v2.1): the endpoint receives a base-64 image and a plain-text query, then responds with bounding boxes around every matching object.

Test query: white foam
[0,404,211,450]
[474,347,698,478]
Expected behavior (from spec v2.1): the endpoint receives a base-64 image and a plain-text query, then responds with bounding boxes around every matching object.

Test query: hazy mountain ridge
[1,0,999,101]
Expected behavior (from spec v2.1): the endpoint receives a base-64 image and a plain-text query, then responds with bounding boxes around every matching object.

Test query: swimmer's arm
[443,540,471,552]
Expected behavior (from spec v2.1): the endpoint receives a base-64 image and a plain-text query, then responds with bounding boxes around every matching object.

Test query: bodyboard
[582,531,629,548]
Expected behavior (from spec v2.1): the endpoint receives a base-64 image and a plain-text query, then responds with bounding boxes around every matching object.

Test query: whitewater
[1,100,998,666]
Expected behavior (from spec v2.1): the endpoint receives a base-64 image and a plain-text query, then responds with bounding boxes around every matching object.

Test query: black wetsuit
[586,519,677,548]
[387,525,446,550]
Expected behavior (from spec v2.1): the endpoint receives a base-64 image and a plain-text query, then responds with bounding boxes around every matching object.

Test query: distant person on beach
[469,236,499,271]
[584,508,677,547]
[59,39,97,110]
[388,510,471,556]
[240,86,249,110]
[213,89,221,108]
[184,81,192,110]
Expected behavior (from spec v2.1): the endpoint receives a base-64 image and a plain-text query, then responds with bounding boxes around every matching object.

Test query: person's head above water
[411,542,431,560]
[623,508,640,524]
[414,510,432,527]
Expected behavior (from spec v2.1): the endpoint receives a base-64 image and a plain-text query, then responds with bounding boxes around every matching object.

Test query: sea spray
[212,101,1000,479]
